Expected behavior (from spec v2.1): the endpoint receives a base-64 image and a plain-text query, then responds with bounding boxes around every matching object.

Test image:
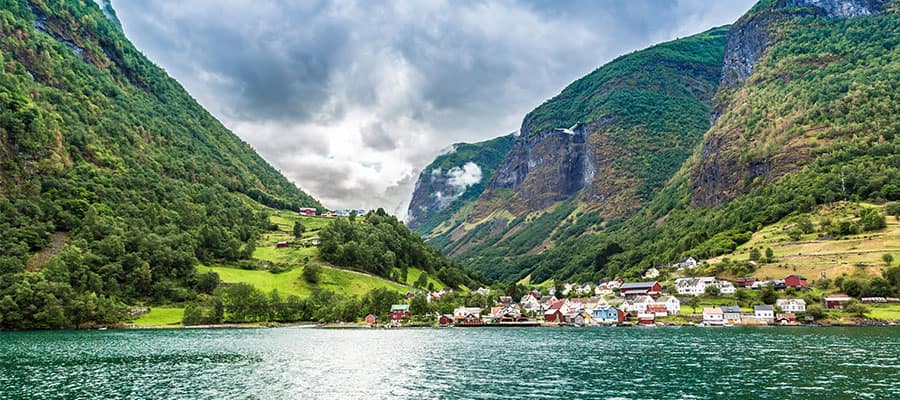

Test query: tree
[805,304,827,320]
[293,221,306,238]
[859,208,886,231]
[409,295,429,316]
[883,253,894,267]
[704,285,721,297]
[414,272,428,289]
[844,301,869,318]
[749,248,761,263]
[182,303,203,325]
[758,286,777,305]
[348,210,357,223]
[765,247,775,263]
[688,296,700,314]
[195,271,220,294]
[303,264,323,284]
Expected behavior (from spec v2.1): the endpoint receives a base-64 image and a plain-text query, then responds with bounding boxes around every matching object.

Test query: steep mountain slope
[0,0,321,329]
[407,134,515,234]
[416,0,899,285]
[415,26,730,277]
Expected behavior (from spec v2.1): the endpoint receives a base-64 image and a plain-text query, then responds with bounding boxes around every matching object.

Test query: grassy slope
[709,202,898,281]
[133,307,184,327]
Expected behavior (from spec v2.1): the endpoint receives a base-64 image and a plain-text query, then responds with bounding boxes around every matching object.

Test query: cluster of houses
[296,207,370,218]
[701,298,808,326]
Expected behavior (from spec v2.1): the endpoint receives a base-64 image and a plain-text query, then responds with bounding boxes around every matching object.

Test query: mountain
[407,134,515,234]
[0,0,323,329]
[413,0,900,284]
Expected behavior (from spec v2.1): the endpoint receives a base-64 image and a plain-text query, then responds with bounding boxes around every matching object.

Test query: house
[497,313,533,324]
[565,311,591,326]
[544,300,567,323]
[575,283,593,295]
[861,297,887,303]
[520,294,542,312]
[824,294,852,309]
[776,313,797,325]
[702,308,724,326]
[637,313,656,325]
[619,281,662,297]
[606,278,624,289]
[776,299,807,313]
[658,296,681,315]
[475,287,491,296]
[365,314,378,325]
[591,305,625,325]
[275,241,290,248]
[646,304,668,317]
[736,277,757,288]
[298,207,317,217]
[594,284,613,296]
[772,280,787,290]
[676,257,698,271]
[321,211,337,217]
[453,307,482,320]
[720,306,742,324]
[389,304,411,322]
[717,280,736,295]
[674,277,717,296]
[497,296,513,305]
[643,267,660,279]
[754,305,775,323]
[438,314,454,327]
[623,295,655,314]
[784,275,808,289]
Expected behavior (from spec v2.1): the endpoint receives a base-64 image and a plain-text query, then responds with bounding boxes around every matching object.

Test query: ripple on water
[1,327,899,399]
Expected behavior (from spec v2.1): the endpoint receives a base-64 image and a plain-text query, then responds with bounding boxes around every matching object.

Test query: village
[369,264,899,328]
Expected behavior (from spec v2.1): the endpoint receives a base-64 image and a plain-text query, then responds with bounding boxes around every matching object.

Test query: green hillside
[0,0,323,329]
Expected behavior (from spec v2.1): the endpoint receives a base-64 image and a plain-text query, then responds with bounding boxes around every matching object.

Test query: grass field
[132,307,184,327]
[399,267,446,290]
[867,304,900,321]
[198,263,412,298]
[710,202,898,281]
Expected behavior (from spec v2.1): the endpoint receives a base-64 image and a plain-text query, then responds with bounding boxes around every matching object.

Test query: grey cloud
[113,0,756,215]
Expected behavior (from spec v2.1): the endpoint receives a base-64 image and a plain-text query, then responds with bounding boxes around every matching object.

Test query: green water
[1,326,898,399]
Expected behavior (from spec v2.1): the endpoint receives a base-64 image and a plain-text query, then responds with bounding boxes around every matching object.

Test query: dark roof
[620,281,658,290]
[754,305,774,311]
[721,306,741,313]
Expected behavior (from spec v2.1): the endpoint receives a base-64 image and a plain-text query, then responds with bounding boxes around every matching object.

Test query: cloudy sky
[112,0,755,218]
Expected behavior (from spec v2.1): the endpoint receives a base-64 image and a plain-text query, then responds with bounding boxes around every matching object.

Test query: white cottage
[776,299,807,313]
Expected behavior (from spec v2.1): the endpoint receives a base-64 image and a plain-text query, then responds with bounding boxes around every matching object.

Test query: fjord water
[1,327,898,399]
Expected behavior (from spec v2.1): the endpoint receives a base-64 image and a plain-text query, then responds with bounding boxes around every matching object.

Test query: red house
[275,241,290,248]
[438,314,454,327]
[784,275,808,289]
[736,277,757,288]
[619,281,662,297]
[389,304,411,321]
[298,207,317,216]
[543,300,566,323]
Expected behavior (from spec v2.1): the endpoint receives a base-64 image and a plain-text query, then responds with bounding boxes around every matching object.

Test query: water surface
[1,326,898,399]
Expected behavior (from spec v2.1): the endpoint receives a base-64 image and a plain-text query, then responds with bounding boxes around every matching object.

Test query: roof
[721,306,741,313]
[390,304,409,312]
[754,305,774,311]
[786,274,807,280]
[620,281,658,290]
[703,308,723,314]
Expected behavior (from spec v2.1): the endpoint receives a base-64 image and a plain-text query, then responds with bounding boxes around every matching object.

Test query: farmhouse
[784,275,808,289]
[754,305,775,323]
[389,304,411,322]
[702,308,724,326]
[775,299,806,313]
[674,277,716,296]
[824,294,852,309]
[619,281,662,297]
[591,305,625,325]
[721,306,742,324]
[298,207,317,216]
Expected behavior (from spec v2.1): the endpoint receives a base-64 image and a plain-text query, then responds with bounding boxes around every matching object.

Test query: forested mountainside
[407,134,515,234]
[0,0,322,329]
[413,0,899,284]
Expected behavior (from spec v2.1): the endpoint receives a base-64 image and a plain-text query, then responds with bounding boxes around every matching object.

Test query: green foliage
[302,264,322,284]
[844,301,869,318]
[292,221,306,238]
[859,208,887,231]
[758,286,778,305]
[0,1,320,329]
[319,211,477,288]
[804,304,827,320]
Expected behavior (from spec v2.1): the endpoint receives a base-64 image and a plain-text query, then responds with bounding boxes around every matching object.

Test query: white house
[675,277,717,296]
[606,278,624,289]
[754,305,775,323]
[594,284,613,296]
[575,283,592,295]
[623,295,655,314]
[720,306,742,324]
[676,257,698,271]
[475,287,491,296]
[643,267,660,279]
[657,296,681,315]
[702,308,724,326]
[453,307,482,319]
[717,280,736,295]
[776,299,807,313]
[520,294,541,312]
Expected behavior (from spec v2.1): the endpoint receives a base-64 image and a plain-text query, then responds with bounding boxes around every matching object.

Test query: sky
[111,0,755,218]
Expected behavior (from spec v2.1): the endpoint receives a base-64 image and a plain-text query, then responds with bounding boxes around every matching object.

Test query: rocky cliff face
[692,0,890,207]
[406,135,515,231]
[720,0,886,89]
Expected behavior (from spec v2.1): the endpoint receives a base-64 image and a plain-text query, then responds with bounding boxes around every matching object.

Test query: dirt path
[26,232,67,272]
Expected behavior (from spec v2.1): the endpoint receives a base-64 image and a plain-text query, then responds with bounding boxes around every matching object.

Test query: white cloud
[446,162,483,192]
[112,0,756,219]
